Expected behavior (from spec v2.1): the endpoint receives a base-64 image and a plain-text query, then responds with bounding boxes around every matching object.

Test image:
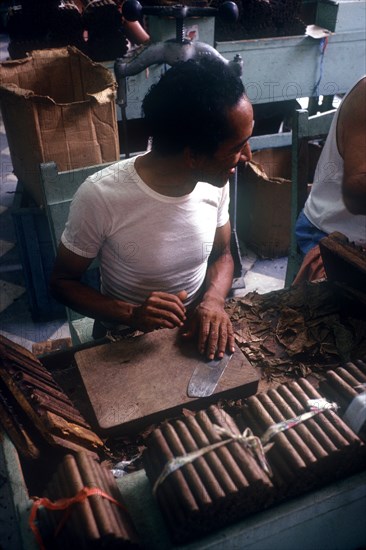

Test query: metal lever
[115,1,241,92]
[123,1,239,42]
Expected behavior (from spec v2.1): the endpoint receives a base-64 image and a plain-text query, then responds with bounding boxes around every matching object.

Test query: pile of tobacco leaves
[225,281,366,383]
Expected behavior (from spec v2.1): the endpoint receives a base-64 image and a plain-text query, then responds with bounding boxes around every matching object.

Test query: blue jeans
[295,210,328,256]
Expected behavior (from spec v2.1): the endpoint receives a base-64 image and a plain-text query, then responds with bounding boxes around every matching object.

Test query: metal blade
[187,353,233,398]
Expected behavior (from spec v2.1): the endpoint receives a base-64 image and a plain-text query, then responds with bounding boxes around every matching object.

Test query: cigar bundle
[38,451,140,549]
[237,379,365,499]
[143,380,365,543]
[143,405,275,543]
[0,335,103,459]
[319,360,366,441]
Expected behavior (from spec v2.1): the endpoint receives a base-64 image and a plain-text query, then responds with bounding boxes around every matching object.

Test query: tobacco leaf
[275,307,316,355]
[226,281,366,382]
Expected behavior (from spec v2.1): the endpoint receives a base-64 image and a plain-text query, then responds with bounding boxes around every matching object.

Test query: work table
[1,278,365,549]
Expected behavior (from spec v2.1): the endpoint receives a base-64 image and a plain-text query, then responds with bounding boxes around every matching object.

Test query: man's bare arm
[50,243,187,331]
[182,220,235,359]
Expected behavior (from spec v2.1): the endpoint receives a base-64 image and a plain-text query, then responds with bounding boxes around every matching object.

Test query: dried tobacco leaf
[275,307,316,356]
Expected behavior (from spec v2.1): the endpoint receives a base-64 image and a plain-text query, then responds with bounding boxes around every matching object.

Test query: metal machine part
[114,1,241,105]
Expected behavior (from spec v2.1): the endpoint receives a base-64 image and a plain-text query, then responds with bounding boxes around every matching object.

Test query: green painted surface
[0,433,37,550]
[117,469,366,549]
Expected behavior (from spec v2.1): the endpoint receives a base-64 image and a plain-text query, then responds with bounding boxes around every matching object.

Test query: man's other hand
[131,290,187,332]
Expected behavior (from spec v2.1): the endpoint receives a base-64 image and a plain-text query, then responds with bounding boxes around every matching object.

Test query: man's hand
[181,297,235,360]
[130,290,187,332]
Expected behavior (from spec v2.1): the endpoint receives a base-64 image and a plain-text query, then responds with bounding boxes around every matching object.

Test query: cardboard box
[0,46,119,206]
[236,148,292,259]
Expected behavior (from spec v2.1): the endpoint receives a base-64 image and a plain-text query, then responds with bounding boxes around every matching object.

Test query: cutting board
[75,327,259,434]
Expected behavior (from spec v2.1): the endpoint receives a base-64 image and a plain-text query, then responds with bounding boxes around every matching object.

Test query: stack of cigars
[38,451,140,549]
[319,360,366,441]
[0,335,103,459]
[143,377,366,543]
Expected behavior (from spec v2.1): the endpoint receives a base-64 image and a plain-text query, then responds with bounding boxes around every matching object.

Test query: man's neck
[135,151,197,197]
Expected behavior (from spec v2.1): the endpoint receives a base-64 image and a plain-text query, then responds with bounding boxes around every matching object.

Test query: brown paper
[0,46,119,206]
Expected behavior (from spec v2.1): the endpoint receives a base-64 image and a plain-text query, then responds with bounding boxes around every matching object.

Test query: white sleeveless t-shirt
[304,77,366,246]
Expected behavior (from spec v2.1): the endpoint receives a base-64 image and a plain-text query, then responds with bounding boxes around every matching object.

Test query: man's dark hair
[141,57,245,156]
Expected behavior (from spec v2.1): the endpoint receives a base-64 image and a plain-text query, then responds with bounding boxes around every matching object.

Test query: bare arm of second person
[50,244,186,332]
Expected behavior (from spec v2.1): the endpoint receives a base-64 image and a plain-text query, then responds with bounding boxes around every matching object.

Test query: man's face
[195,97,254,188]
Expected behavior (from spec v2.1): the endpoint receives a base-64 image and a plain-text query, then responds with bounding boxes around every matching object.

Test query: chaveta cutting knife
[187,352,233,398]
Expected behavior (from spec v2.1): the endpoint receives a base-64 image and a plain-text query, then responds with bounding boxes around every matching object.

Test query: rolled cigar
[355,359,366,375]
[186,414,250,491]
[61,454,100,543]
[18,372,77,406]
[31,390,86,425]
[206,405,272,484]
[143,444,187,532]
[335,367,365,391]
[43,477,63,546]
[173,419,228,500]
[296,379,360,445]
[74,452,118,539]
[257,392,317,466]
[343,362,366,384]
[148,427,199,516]
[161,422,213,508]
[277,384,339,454]
[207,406,241,436]
[57,458,87,546]
[10,361,59,385]
[322,367,366,441]
[235,404,289,486]
[268,388,329,461]
[3,348,53,377]
[144,429,196,533]
[245,395,308,472]
[325,371,358,400]
[98,463,139,543]
[197,408,258,485]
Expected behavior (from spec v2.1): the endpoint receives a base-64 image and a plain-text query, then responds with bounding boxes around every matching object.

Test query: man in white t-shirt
[295,76,366,257]
[50,58,254,360]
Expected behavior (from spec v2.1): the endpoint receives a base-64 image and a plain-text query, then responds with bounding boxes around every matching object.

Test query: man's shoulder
[340,77,366,126]
[77,157,138,198]
[88,156,135,183]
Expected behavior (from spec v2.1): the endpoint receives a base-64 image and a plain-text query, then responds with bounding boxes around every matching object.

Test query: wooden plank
[320,233,366,294]
[75,328,259,435]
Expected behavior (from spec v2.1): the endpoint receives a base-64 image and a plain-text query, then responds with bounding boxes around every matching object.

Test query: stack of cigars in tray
[143,360,366,543]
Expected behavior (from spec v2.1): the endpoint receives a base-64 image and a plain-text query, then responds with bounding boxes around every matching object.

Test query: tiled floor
[0,32,286,352]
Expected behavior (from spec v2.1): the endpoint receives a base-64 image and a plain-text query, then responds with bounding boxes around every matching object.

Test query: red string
[29,486,127,550]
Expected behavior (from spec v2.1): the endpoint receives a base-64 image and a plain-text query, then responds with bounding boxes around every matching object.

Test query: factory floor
[0,32,287,353]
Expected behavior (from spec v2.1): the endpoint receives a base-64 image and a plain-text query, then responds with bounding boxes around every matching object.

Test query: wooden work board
[75,328,259,435]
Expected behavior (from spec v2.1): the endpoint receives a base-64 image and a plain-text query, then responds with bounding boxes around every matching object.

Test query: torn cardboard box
[0,46,119,206]
[237,148,292,258]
